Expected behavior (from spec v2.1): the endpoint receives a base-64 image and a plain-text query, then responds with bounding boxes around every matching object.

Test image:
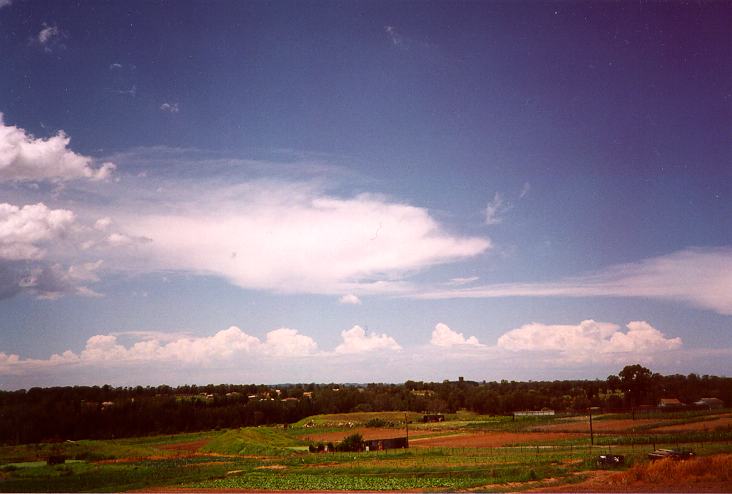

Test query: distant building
[514,410,555,417]
[422,413,445,423]
[658,398,684,410]
[694,397,724,409]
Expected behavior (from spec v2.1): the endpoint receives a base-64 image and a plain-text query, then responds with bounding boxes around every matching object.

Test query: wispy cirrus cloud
[32,23,66,53]
[416,247,732,315]
[484,192,509,225]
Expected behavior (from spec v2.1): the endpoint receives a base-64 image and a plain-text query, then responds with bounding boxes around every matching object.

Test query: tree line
[0,366,729,444]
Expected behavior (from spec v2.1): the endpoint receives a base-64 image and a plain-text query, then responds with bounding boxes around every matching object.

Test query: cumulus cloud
[339,293,362,305]
[416,247,732,315]
[0,0,12,9]
[334,325,401,354]
[430,322,481,347]
[122,186,490,295]
[19,261,103,299]
[0,203,74,260]
[160,102,179,113]
[484,192,510,225]
[0,114,116,181]
[262,328,318,357]
[497,319,682,363]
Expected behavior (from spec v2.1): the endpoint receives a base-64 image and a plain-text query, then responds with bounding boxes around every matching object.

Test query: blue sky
[0,1,730,388]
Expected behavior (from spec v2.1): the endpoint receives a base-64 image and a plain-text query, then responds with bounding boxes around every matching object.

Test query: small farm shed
[658,398,684,410]
[694,397,724,409]
[422,413,445,423]
[364,437,408,451]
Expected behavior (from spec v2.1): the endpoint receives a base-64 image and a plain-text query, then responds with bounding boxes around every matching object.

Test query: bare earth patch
[298,427,430,442]
[409,431,582,447]
[157,438,211,451]
[652,415,732,432]
[536,418,663,433]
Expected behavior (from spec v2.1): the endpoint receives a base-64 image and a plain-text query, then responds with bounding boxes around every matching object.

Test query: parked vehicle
[597,454,625,466]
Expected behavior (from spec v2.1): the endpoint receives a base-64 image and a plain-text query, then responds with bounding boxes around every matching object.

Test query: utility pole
[405,412,409,445]
[589,407,600,446]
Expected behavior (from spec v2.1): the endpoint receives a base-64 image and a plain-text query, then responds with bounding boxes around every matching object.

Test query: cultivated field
[1,409,731,492]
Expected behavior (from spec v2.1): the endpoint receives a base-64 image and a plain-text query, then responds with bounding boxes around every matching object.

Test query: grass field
[1,409,730,492]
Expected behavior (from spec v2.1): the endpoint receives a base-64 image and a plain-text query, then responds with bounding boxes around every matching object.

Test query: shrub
[336,433,363,452]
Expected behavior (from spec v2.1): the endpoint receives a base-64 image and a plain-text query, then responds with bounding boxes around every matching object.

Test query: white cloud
[19,261,103,299]
[484,192,510,225]
[122,187,490,295]
[109,63,123,70]
[334,325,401,354]
[160,102,179,113]
[32,23,65,53]
[0,114,116,181]
[519,182,531,199]
[37,24,59,45]
[497,319,682,363]
[339,293,362,305]
[430,322,481,347]
[0,203,74,260]
[0,0,12,9]
[384,26,403,47]
[94,217,112,231]
[416,247,732,315]
[39,326,315,367]
[446,276,479,286]
[262,328,318,357]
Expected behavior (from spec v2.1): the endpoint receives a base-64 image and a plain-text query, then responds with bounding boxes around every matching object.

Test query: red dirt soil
[409,431,583,448]
[538,418,663,433]
[157,439,211,451]
[652,415,732,432]
[297,428,430,442]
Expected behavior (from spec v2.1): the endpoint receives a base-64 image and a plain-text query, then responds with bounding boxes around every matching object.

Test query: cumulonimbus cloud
[0,114,115,181]
[416,247,732,315]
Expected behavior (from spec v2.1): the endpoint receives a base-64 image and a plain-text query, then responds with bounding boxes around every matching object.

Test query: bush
[365,418,389,428]
[336,433,363,452]
[47,455,66,465]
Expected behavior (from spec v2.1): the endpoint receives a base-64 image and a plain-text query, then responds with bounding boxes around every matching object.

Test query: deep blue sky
[0,1,730,388]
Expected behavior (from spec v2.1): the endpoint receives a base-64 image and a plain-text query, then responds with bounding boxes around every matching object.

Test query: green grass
[1,410,731,492]
[292,411,423,428]
[202,427,304,455]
